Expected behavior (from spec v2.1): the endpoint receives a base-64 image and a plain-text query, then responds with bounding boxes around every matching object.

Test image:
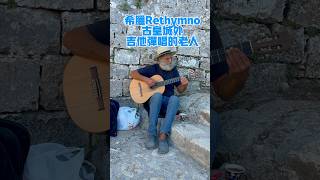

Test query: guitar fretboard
[153,76,181,88]
[212,41,253,65]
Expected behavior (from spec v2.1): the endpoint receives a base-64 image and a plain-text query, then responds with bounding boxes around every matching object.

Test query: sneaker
[145,134,158,149]
[158,138,169,154]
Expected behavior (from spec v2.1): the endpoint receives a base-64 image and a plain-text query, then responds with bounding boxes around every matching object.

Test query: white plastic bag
[23,143,95,180]
[117,107,140,130]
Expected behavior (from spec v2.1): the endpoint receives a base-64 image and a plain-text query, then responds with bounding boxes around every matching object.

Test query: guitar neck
[154,76,181,88]
[211,41,254,65]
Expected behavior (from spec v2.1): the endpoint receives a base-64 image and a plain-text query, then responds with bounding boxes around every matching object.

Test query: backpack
[0,120,30,180]
[109,99,120,137]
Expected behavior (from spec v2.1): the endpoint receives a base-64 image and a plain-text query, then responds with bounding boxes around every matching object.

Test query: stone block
[171,122,210,169]
[40,55,68,111]
[215,0,286,22]
[177,56,200,69]
[114,49,140,65]
[0,60,40,112]
[110,63,129,79]
[305,36,320,78]
[0,6,60,55]
[15,0,94,10]
[110,79,122,97]
[288,0,320,29]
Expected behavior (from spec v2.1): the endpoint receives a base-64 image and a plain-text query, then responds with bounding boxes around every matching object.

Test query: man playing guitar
[131,47,189,154]
[211,23,251,173]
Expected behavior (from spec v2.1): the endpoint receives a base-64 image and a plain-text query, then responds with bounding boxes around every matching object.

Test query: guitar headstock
[252,31,294,55]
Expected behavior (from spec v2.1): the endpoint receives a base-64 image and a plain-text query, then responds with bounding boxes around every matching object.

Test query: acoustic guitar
[130,31,293,104]
[130,75,184,104]
[63,56,109,133]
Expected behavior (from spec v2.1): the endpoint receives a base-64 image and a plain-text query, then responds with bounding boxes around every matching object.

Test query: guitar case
[0,119,30,180]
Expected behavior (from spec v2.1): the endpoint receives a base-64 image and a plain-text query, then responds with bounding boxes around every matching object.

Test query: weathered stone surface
[215,0,286,22]
[61,12,107,54]
[305,36,320,78]
[177,55,200,68]
[269,24,305,64]
[114,49,140,65]
[179,93,210,126]
[110,23,127,48]
[0,111,89,147]
[200,57,210,71]
[288,0,320,29]
[110,129,208,179]
[0,6,60,55]
[212,63,288,111]
[216,20,306,64]
[217,100,320,180]
[177,46,200,57]
[110,63,129,79]
[0,60,40,112]
[110,3,125,24]
[171,122,210,169]
[122,78,130,96]
[215,20,270,50]
[139,47,156,65]
[110,79,122,97]
[177,81,201,96]
[201,72,210,89]
[40,55,68,110]
[189,69,206,81]
[87,134,107,180]
[97,0,108,11]
[198,30,210,57]
[238,63,288,99]
[15,0,94,10]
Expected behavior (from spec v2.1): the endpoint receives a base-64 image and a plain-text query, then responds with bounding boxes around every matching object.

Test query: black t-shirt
[137,64,181,97]
[211,24,228,81]
[87,19,109,45]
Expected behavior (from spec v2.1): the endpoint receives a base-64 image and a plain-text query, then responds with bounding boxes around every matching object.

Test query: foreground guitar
[63,56,109,133]
[130,31,293,104]
[211,31,293,66]
[130,75,182,104]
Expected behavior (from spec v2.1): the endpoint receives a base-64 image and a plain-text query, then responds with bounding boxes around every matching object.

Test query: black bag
[0,120,30,180]
[109,99,120,137]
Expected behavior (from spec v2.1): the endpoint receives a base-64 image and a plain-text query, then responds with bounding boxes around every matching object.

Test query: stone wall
[213,0,320,104]
[110,0,210,103]
[213,1,320,179]
[0,0,108,179]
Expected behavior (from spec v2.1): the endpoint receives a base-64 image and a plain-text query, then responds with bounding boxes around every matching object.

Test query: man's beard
[158,58,177,71]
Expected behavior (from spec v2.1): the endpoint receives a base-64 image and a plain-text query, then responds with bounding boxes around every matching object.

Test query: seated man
[211,23,251,171]
[130,47,189,154]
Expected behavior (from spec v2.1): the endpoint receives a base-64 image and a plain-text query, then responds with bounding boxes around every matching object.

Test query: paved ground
[110,128,209,180]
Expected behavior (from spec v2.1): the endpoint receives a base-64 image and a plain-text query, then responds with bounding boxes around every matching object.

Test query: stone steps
[110,128,209,179]
[171,121,210,169]
[136,93,211,169]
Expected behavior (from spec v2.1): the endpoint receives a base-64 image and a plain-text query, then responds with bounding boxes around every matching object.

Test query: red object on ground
[211,170,224,180]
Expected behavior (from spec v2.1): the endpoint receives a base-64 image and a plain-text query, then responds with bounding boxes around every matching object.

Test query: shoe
[158,138,169,154]
[145,134,158,149]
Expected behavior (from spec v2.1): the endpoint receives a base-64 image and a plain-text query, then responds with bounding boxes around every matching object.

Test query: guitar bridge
[90,66,104,111]
[138,82,143,97]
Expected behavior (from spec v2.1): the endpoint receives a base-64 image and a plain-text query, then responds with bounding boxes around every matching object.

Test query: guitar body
[63,56,109,133]
[130,75,165,104]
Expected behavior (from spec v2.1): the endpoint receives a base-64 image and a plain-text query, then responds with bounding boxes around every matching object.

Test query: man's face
[158,54,173,65]
[158,54,177,71]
